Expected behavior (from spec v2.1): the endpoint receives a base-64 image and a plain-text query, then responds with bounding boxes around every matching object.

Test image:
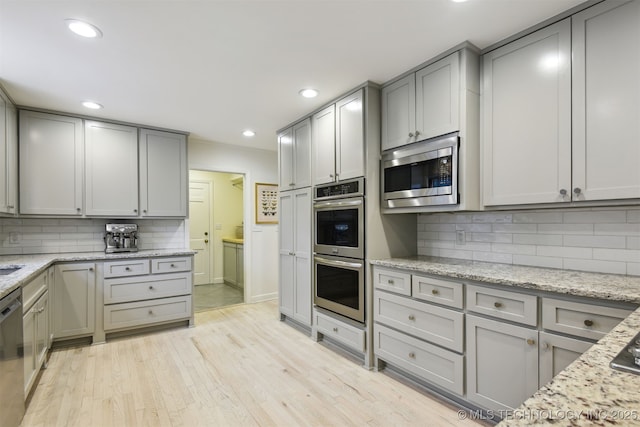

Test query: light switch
[215,224,222,230]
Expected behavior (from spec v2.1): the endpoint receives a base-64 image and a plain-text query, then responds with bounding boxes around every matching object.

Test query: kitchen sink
[610,331,640,375]
[0,266,23,276]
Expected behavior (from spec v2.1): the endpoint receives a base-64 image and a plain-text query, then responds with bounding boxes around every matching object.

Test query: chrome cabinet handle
[408,132,414,138]
[76,208,81,212]
[125,267,131,271]
[134,209,138,213]
[89,267,94,272]
[6,205,14,209]
[574,187,582,195]
[584,319,594,327]
[170,264,176,267]
[559,189,567,196]
[333,327,338,333]
[149,285,154,290]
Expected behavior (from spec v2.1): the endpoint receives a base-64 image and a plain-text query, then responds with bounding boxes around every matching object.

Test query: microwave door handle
[314,256,363,269]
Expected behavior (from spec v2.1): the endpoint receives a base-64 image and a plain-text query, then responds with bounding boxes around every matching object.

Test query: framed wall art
[255,183,278,224]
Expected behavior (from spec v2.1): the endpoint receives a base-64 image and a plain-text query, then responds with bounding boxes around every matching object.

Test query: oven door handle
[313,199,363,209]
[314,256,363,269]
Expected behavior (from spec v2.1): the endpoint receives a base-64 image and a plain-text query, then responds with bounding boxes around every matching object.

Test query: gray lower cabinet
[373,266,465,396]
[22,270,49,397]
[103,256,193,332]
[466,314,539,412]
[538,331,593,386]
[52,262,96,340]
[223,241,244,288]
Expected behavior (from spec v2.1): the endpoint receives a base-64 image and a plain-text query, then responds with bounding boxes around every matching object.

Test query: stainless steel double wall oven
[313,178,365,323]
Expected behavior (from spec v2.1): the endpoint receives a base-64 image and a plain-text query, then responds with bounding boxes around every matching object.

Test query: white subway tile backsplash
[492,224,537,234]
[563,235,626,249]
[513,234,563,246]
[417,208,640,276]
[513,255,563,269]
[0,218,187,255]
[537,223,594,235]
[563,210,626,224]
[563,258,626,275]
[513,212,563,224]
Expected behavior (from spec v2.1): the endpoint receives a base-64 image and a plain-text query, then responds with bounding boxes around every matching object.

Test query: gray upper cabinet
[85,121,139,216]
[381,52,460,151]
[312,89,365,185]
[19,111,84,215]
[482,19,572,207]
[0,91,17,215]
[278,118,311,190]
[571,0,640,202]
[139,128,188,217]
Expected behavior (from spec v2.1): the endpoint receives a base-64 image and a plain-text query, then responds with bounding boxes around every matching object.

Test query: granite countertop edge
[370,256,640,426]
[0,249,196,299]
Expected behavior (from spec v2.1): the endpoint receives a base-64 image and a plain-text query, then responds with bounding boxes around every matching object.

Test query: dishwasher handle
[0,299,21,323]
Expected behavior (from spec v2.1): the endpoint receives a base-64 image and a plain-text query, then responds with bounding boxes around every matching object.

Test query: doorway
[189,170,245,311]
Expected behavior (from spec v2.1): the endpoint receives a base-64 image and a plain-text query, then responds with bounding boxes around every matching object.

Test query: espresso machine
[104,223,139,253]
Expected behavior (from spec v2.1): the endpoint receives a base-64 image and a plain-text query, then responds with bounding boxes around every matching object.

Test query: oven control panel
[315,177,364,200]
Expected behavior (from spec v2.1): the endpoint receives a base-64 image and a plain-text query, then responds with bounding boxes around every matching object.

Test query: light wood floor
[22,301,483,426]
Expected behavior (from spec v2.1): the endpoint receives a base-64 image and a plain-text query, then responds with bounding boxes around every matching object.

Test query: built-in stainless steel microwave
[382,132,459,208]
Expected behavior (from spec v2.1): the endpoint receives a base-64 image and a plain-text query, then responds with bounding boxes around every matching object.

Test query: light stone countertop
[370,256,640,426]
[222,237,244,244]
[0,249,195,300]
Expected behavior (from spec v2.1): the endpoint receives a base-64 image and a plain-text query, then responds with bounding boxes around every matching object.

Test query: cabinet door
[35,291,49,373]
[482,19,571,206]
[278,127,294,190]
[466,315,538,412]
[381,74,416,151]
[415,52,459,140]
[5,102,17,214]
[0,94,7,213]
[53,263,96,339]
[312,105,336,185]
[85,121,139,216]
[19,111,84,215]
[237,244,244,288]
[293,118,312,189]
[223,242,237,286]
[539,331,592,386]
[279,191,295,316]
[293,188,312,325]
[139,129,187,217]
[336,89,364,181]
[23,305,36,394]
[572,0,640,201]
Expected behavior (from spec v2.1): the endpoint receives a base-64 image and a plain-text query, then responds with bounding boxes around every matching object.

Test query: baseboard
[249,292,277,303]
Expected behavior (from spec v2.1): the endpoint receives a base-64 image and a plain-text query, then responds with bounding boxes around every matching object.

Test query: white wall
[188,137,279,303]
[417,207,640,276]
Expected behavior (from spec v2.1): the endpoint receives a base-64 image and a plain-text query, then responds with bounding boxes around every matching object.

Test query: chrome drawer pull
[171,263,176,267]
[149,285,154,290]
[125,267,131,271]
[388,279,394,285]
[494,302,503,308]
[584,319,594,327]
[332,327,338,333]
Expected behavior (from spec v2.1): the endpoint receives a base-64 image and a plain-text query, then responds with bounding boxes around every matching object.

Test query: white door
[189,180,212,286]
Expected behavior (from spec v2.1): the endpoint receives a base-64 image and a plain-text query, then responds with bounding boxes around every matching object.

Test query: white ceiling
[0,0,586,152]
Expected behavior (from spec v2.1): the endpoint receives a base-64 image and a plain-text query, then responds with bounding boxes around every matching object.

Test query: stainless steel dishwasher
[0,288,25,427]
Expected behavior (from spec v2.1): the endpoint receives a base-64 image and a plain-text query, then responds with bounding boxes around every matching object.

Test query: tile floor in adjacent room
[194,283,244,311]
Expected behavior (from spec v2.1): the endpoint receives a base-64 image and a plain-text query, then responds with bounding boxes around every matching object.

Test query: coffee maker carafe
[105,223,139,253]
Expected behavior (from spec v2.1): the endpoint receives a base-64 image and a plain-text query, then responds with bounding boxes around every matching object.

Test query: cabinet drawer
[542,298,633,341]
[467,284,537,326]
[104,272,192,304]
[373,266,411,296]
[23,270,47,312]
[412,275,463,309]
[315,310,365,353]
[374,324,464,396]
[104,259,150,278]
[375,291,463,352]
[152,257,192,274]
[104,295,191,331]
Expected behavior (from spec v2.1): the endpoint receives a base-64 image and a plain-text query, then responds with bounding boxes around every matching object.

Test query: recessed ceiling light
[451,0,468,3]
[82,101,103,110]
[299,88,319,98]
[242,130,256,137]
[65,19,103,38]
